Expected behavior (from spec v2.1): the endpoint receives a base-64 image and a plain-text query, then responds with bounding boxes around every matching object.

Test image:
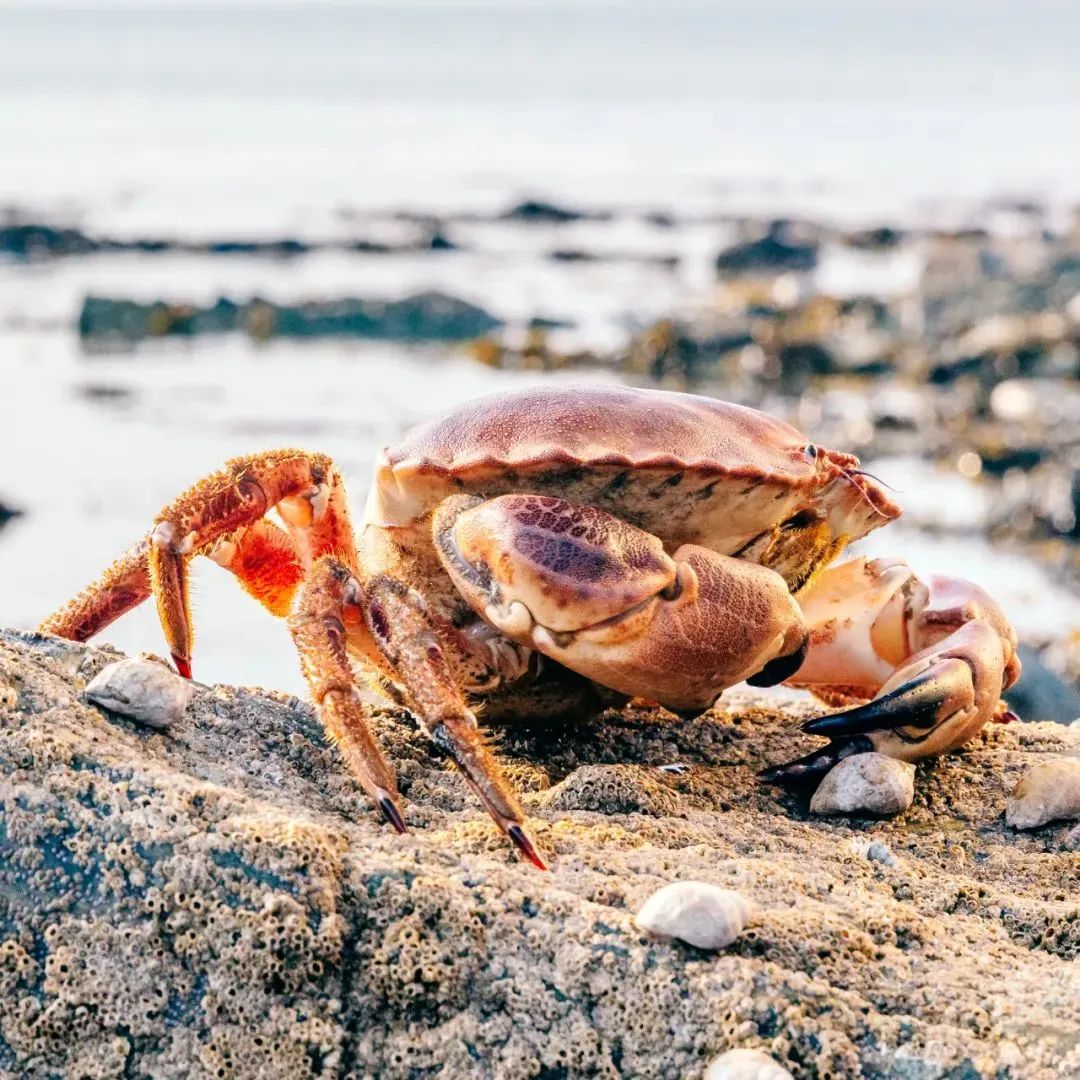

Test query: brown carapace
[40,387,1019,868]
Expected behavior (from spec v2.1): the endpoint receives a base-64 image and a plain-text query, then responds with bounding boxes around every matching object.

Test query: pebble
[85,658,194,729]
[1063,824,1080,851]
[634,881,755,950]
[704,1048,794,1080]
[1005,758,1080,829]
[810,753,915,816]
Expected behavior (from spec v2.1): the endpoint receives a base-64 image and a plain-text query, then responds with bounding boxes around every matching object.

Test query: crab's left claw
[764,562,1020,785]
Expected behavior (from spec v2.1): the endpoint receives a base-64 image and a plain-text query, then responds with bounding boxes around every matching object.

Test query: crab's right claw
[765,619,1018,785]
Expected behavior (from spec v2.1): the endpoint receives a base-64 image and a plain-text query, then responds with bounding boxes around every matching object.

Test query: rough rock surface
[0,628,1077,1080]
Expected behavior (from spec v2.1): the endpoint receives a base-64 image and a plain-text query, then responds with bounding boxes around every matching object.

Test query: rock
[704,1048,794,1080]
[1006,645,1080,725]
[715,222,818,276]
[864,840,896,866]
[78,291,501,344]
[809,753,915,816]
[0,498,23,534]
[539,763,681,817]
[635,882,754,950]
[1005,758,1080,828]
[1064,824,1080,850]
[0,629,1078,1078]
[500,199,606,225]
[85,657,194,729]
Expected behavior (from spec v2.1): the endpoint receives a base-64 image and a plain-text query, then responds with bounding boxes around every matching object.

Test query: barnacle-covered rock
[1005,757,1080,828]
[810,752,915,816]
[635,882,755,949]
[705,1047,794,1080]
[1,629,1078,1079]
[85,656,193,728]
[539,763,682,816]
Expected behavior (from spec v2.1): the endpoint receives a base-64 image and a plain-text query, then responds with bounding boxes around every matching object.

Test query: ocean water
[2,1,1079,693]
[3,1,1080,228]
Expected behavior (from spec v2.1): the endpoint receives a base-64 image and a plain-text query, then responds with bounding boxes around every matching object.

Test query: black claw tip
[760,735,873,787]
[802,671,942,736]
[508,824,549,871]
[378,794,409,834]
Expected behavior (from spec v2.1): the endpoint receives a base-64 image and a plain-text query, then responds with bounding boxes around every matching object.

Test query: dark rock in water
[1006,645,1080,725]
[0,223,99,259]
[777,342,835,384]
[547,248,598,262]
[527,315,575,331]
[425,230,457,251]
[843,226,904,251]
[203,238,310,257]
[0,499,22,532]
[715,222,818,275]
[78,292,501,343]
[978,446,1046,476]
[501,199,609,225]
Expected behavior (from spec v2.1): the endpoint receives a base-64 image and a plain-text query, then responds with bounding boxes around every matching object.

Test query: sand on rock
[0,628,1077,1079]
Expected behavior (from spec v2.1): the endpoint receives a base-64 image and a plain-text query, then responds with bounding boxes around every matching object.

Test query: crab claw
[768,562,1020,783]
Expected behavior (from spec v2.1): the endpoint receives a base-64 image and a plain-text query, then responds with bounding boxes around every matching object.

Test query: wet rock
[0,498,23,533]
[1005,758,1080,829]
[500,199,607,224]
[704,1048,794,1080]
[85,657,194,729]
[715,222,818,276]
[635,882,755,950]
[810,753,915,817]
[1006,645,1080,725]
[842,226,904,251]
[78,292,501,343]
[0,222,99,259]
[1,630,1078,1078]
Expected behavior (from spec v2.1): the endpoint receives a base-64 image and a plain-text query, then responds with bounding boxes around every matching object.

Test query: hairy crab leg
[351,554,546,870]
[289,556,407,833]
[762,557,1020,784]
[40,449,350,678]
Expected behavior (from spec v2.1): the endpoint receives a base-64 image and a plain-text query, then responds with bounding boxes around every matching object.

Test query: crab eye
[805,444,818,459]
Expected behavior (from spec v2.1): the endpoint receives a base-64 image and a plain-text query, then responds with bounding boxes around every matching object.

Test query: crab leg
[39,449,351,677]
[356,529,547,868]
[288,556,407,832]
[762,557,1021,784]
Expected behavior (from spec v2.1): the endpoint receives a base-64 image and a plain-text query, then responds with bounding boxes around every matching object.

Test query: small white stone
[85,658,194,729]
[704,1048,794,1080]
[1005,758,1080,829]
[810,752,915,816]
[865,840,896,866]
[634,881,754,950]
[1063,824,1080,851]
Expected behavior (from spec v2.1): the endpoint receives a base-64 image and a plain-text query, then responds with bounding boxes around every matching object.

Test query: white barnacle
[704,1048,794,1080]
[810,752,914,816]
[634,881,755,950]
[85,658,194,729]
[1005,758,1080,829]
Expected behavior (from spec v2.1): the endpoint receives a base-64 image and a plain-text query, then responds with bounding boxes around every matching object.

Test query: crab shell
[364,385,900,583]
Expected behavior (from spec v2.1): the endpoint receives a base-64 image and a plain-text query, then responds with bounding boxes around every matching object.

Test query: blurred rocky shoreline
[2,197,1078,706]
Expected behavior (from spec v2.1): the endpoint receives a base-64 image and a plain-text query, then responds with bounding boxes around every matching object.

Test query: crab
[41,385,1020,869]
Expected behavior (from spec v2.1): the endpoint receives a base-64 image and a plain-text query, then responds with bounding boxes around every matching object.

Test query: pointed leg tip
[508,823,549,871]
[171,653,192,680]
[378,792,409,834]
